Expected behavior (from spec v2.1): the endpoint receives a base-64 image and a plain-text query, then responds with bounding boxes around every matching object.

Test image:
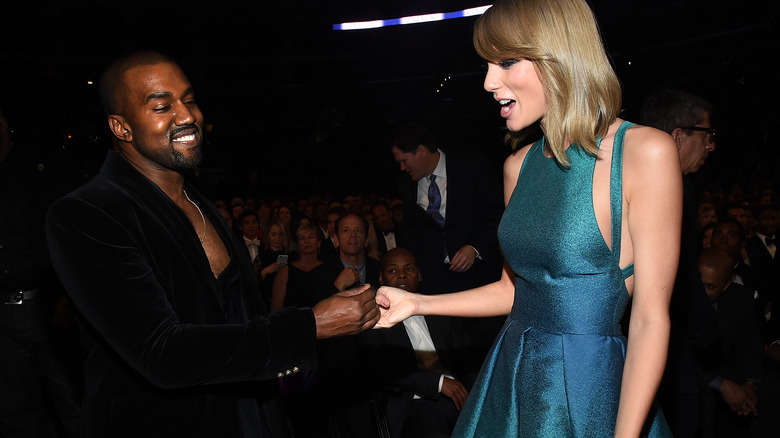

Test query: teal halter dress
[453,122,671,437]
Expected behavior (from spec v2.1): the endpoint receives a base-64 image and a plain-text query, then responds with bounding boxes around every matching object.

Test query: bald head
[698,247,735,301]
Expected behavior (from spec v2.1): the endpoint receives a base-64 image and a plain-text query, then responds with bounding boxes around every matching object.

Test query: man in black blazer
[372,201,401,257]
[45,51,379,438]
[745,206,778,319]
[360,248,472,438]
[696,248,763,436]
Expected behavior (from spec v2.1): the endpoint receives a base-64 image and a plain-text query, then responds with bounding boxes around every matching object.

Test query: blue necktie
[427,175,445,227]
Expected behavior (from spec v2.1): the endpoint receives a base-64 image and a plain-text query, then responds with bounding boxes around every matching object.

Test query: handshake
[311,284,415,339]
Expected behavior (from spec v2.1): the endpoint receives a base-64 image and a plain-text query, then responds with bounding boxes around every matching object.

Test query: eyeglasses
[682,126,717,144]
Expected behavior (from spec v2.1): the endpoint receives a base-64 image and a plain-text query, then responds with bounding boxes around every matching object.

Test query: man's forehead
[383,254,415,266]
[122,63,189,98]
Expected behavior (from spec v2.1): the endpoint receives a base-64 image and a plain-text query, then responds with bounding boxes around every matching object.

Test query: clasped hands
[311,284,420,338]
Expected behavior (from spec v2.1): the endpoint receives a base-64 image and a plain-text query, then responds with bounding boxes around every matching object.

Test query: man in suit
[391,122,503,296]
[390,122,504,369]
[360,247,471,438]
[44,51,380,438]
[328,212,381,291]
[318,206,344,264]
[318,211,383,436]
[372,202,401,258]
[745,205,778,321]
[697,248,763,436]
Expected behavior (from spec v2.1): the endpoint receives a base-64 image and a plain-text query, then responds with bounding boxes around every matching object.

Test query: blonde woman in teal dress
[376,0,681,436]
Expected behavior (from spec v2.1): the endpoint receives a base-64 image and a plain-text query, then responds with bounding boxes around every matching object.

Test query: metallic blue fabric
[453,122,671,437]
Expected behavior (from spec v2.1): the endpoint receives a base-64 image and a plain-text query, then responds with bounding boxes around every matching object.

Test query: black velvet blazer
[46,151,317,438]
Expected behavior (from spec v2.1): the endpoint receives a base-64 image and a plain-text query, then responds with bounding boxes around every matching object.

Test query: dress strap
[609,121,634,278]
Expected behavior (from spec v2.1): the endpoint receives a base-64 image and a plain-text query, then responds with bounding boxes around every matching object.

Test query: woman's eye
[498,59,519,68]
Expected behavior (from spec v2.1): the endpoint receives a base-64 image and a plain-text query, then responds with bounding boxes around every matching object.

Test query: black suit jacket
[697,283,763,386]
[395,149,504,294]
[324,253,381,291]
[45,151,317,438]
[374,227,401,257]
[359,315,472,438]
[745,235,779,305]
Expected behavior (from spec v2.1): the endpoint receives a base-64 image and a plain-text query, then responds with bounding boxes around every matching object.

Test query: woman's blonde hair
[474,0,621,166]
[263,219,289,252]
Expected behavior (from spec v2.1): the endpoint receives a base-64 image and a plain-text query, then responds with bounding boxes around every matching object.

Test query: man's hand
[719,379,758,416]
[449,245,477,272]
[333,267,359,291]
[312,284,379,339]
[441,377,469,411]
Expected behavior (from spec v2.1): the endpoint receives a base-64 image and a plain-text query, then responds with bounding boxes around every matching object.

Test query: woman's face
[483,59,547,132]
[277,207,292,223]
[267,225,285,251]
[296,229,321,255]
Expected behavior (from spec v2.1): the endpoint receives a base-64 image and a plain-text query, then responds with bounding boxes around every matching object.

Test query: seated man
[360,247,471,438]
[697,248,763,437]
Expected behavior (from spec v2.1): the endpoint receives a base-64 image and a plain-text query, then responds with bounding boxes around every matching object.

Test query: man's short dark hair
[99,51,177,116]
[327,206,347,218]
[715,216,745,241]
[638,89,713,135]
[237,209,257,225]
[393,122,438,154]
[371,202,390,213]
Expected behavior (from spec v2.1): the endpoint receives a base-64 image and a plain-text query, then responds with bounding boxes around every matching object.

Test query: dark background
[1,0,777,201]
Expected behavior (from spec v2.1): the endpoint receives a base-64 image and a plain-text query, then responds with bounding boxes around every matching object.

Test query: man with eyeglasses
[639,88,719,437]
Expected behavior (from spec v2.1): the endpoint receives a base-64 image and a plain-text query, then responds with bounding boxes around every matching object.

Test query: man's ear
[379,272,384,285]
[671,127,685,150]
[415,144,426,156]
[108,115,132,143]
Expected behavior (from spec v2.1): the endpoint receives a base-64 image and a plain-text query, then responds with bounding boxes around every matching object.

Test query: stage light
[333,5,491,31]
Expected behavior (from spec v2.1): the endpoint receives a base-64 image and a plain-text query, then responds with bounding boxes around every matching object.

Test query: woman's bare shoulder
[623,124,679,168]
[503,142,534,177]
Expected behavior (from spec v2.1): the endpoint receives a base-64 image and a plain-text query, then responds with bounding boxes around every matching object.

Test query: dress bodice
[497,121,634,336]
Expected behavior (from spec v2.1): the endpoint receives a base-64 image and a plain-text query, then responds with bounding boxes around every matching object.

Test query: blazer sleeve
[46,196,318,390]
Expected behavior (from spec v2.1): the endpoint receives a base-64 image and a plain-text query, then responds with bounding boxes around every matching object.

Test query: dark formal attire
[319,236,338,263]
[280,262,338,309]
[374,226,401,258]
[359,315,472,438]
[395,149,503,295]
[395,148,504,372]
[745,233,778,317]
[1,143,82,438]
[697,282,763,437]
[660,174,719,438]
[324,254,381,291]
[45,151,317,438]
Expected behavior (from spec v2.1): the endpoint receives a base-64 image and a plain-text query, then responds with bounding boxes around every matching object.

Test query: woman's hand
[261,262,281,278]
[374,286,418,328]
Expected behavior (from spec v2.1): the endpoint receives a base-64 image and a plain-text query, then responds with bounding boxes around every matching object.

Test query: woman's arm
[270,264,290,311]
[376,146,531,328]
[615,126,682,437]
